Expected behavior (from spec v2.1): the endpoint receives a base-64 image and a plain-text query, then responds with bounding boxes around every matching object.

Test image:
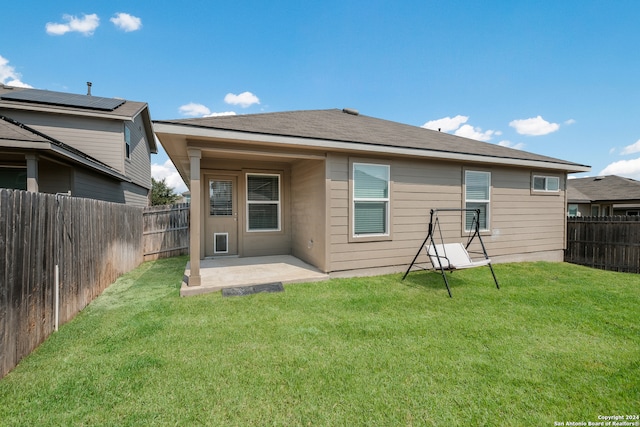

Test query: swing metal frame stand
[402,208,500,297]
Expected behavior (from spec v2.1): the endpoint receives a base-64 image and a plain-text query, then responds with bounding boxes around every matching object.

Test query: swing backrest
[426,243,491,270]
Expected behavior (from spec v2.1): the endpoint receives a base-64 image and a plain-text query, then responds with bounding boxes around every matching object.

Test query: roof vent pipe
[342,108,359,116]
[86,82,92,96]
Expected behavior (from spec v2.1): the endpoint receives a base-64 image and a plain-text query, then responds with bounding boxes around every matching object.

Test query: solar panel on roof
[0,89,126,111]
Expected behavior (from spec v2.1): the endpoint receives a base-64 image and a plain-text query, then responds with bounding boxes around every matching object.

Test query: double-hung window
[353,163,390,236]
[532,175,559,192]
[465,170,490,231]
[247,173,280,231]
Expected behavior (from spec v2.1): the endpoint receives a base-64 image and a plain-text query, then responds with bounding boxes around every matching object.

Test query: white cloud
[110,13,142,32]
[620,139,640,155]
[599,158,640,180]
[422,115,468,132]
[509,115,560,136]
[0,55,32,88]
[46,13,100,36]
[224,91,260,108]
[179,102,211,117]
[564,118,576,125]
[151,159,188,194]
[498,140,525,150]
[204,111,236,117]
[454,124,501,142]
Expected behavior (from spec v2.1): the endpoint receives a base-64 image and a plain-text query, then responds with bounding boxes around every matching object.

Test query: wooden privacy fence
[565,216,640,273]
[0,189,143,378]
[142,203,189,260]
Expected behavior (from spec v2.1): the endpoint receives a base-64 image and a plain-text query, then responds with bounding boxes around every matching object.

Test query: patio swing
[402,208,499,297]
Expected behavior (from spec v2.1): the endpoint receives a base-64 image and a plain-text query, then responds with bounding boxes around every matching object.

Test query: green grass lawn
[1,257,638,426]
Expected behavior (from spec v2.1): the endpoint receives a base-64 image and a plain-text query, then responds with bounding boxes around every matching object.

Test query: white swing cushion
[426,243,491,270]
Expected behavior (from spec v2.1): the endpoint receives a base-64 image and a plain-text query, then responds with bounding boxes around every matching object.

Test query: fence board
[142,203,189,260]
[0,189,143,378]
[565,216,640,273]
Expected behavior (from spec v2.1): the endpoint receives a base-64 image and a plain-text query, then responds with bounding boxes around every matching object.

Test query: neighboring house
[154,108,589,285]
[0,84,157,207]
[567,175,640,217]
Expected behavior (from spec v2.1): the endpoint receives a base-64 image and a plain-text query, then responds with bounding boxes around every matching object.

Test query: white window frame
[352,162,390,238]
[246,173,281,232]
[464,170,491,232]
[568,204,579,217]
[532,175,560,192]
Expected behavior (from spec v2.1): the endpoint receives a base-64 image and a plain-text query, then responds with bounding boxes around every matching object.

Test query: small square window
[533,175,559,192]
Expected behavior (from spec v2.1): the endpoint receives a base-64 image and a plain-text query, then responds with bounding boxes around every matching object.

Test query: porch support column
[187,148,202,286]
[25,153,39,192]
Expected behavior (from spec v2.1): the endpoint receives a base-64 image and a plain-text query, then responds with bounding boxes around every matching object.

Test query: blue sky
[2,1,639,193]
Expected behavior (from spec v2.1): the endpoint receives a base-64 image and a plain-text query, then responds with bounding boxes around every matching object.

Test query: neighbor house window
[533,175,559,192]
[591,205,600,217]
[353,163,390,236]
[247,173,280,231]
[568,204,579,217]
[0,167,27,190]
[465,170,490,231]
[124,126,131,159]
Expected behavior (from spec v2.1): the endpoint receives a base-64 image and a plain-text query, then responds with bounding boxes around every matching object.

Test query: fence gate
[143,203,190,261]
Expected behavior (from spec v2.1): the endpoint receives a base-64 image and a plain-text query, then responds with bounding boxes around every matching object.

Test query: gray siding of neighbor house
[39,160,72,194]
[3,110,125,173]
[124,115,152,190]
[73,169,127,204]
[73,170,150,208]
[291,158,327,272]
[327,153,566,273]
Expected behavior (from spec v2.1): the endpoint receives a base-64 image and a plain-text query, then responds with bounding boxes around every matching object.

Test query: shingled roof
[157,109,588,170]
[568,175,640,202]
[0,84,157,153]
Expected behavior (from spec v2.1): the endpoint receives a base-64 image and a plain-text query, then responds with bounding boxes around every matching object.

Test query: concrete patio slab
[180,255,329,297]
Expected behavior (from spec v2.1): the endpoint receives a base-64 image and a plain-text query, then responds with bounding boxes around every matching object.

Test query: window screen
[533,175,559,192]
[465,171,490,231]
[247,174,280,231]
[353,163,389,235]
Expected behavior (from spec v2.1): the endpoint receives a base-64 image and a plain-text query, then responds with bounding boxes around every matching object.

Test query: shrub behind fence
[0,189,143,378]
[565,216,640,273]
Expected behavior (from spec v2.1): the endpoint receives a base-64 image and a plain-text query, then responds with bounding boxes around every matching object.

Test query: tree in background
[150,178,180,206]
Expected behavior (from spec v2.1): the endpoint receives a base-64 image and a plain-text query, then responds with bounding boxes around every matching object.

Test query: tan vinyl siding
[124,114,152,189]
[4,111,124,172]
[328,154,568,273]
[291,159,327,271]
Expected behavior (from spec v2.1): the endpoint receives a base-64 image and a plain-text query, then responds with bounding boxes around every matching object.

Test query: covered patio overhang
[154,122,330,293]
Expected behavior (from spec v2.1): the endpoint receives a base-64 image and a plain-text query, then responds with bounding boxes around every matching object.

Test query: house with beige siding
[0,84,157,207]
[154,108,590,286]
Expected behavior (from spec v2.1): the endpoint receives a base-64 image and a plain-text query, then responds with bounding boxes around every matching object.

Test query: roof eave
[153,121,591,173]
[0,101,138,121]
